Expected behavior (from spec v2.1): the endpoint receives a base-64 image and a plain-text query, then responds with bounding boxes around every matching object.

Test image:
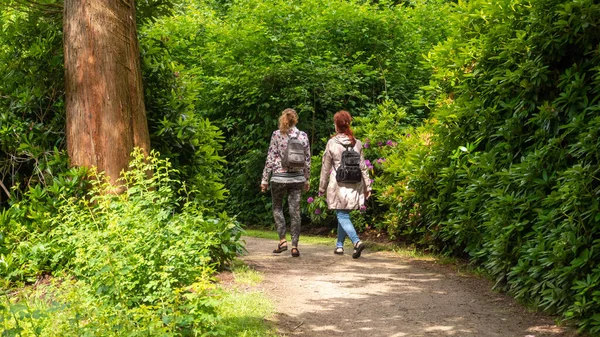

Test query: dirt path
[240,236,580,337]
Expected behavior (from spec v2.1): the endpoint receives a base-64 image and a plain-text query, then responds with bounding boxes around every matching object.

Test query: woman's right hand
[260,183,269,193]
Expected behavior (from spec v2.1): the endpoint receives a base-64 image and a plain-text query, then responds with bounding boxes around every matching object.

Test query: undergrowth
[0,149,246,336]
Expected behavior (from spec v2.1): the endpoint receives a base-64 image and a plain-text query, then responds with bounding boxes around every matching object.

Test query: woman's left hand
[304,182,310,192]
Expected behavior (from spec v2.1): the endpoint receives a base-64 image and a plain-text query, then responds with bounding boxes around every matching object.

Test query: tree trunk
[63,0,150,185]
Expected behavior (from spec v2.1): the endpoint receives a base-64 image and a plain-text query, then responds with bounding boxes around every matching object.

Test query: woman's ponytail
[278,108,298,135]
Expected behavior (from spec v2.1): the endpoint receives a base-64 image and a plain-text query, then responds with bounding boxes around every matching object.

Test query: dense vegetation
[138,0,453,225]
[0,1,249,335]
[365,0,600,333]
[1,0,600,335]
[2,150,244,335]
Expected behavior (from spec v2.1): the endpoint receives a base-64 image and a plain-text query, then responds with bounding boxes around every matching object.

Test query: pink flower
[377,141,383,146]
[365,159,373,169]
[315,208,322,215]
[360,205,367,212]
[307,197,314,203]
[406,134,411,138]
[386,140,393,146]
[364,142,370,148]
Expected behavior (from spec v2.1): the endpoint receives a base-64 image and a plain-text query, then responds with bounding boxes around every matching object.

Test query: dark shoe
[273,240,288,253]
[352,241,365,259]
[334,247,344,255]
[291,247,300,257]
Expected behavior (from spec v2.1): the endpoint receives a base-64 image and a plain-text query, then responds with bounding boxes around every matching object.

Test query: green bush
[142,0,453,225]
[1,276,221,336]
[140,25,229,208]
[0,1,227,210]
[369,0,600,332]
[0,167,88,286]
[0,5,66,208]
[50,150,242,304]
[1,149,243,335]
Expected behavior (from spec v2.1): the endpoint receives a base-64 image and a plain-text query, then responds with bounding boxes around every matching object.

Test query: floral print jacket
[261,127,311,185]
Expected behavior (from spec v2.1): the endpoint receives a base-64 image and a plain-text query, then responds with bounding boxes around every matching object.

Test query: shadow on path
[241,236,579,337]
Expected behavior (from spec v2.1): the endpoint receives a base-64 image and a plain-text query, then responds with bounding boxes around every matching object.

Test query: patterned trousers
[270,182,304,247]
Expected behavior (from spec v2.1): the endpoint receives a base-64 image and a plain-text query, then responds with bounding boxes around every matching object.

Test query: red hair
[333,110,356,146]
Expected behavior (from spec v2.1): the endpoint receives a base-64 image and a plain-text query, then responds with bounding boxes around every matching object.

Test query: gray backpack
[282,134,305,168]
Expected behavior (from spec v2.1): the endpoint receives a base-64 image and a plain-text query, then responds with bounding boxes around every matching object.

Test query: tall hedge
[378,0,600,332]
[144,0,453,224]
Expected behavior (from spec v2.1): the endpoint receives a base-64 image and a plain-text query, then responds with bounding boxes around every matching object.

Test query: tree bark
[63,0,150,185]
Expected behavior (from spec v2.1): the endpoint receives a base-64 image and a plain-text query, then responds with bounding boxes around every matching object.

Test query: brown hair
[333,110,356,146]
[278,108,298,135]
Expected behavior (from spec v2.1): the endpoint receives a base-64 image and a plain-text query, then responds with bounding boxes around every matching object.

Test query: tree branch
[0,179,11,199]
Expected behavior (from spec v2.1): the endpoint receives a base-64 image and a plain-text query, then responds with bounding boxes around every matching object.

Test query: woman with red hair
[318,110,372,258]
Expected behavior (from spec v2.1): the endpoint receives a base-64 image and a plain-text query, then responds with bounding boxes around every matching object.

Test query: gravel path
[240,236,580,337]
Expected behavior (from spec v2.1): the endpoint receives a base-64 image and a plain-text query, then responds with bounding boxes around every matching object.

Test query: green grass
[1,265,278,337]
[243,229,333,245]
[231,259,263,286]
[216,259,278,336]
[243,228,432,259]
[216,290,277,337]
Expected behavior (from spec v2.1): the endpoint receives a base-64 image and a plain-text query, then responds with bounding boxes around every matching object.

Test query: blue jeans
[336,210,360,248]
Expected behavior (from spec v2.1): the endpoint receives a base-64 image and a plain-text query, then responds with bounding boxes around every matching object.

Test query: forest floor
[228,236,582,337]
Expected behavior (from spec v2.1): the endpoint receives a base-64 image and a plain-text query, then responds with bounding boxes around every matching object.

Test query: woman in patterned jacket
[261,108,311,257]
[319,110,372,258]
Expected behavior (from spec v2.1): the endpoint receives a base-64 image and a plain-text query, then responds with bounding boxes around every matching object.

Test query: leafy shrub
[0,5,66,208]
[140,26,228,208]
[1,276,222,336]
[0,1,226,211]
[49,150,242,304]
[142,0,453,225]
[1,149,243,335]
[369,0,600,332]
[0,167,88,286]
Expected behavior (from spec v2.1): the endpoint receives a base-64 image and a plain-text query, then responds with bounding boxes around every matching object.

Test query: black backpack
[336,145,362,183]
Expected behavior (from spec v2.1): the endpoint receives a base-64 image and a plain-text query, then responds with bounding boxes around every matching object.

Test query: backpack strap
[287,129,301,141]
[289,128,303,142]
